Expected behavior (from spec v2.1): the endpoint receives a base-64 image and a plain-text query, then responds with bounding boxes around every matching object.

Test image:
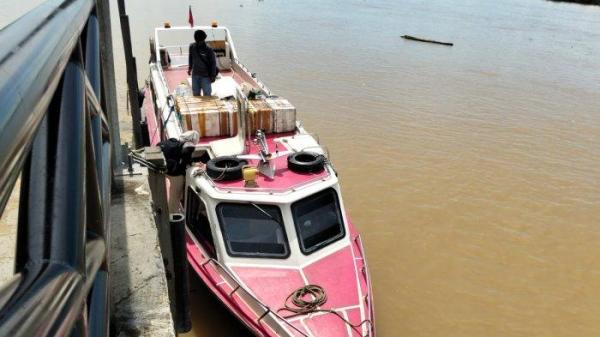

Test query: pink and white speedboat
[144,23,375,337]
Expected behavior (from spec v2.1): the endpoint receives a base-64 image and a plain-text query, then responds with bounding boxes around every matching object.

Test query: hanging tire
[206,156,247,181]
[287,151,325,173]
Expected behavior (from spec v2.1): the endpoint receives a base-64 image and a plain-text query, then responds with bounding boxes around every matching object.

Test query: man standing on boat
[187,30,217,96]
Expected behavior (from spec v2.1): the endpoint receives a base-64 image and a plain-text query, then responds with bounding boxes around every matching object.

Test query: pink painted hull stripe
[232,246,367,337]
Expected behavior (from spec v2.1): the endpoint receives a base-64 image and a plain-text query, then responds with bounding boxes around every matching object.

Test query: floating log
[401,35,453,46]
[547,0,600,5]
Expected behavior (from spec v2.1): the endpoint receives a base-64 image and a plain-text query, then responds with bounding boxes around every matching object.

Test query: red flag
[188,6,194,27]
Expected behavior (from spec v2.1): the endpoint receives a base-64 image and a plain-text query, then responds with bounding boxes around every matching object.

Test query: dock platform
[110,168,176,337]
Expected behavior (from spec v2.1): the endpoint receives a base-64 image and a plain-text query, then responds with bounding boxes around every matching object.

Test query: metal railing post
[51,59,87,273]
[0,1,113,335]
[87,270,109,337]
[86,14,105,189]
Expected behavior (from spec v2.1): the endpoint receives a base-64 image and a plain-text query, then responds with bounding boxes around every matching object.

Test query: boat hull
[185,221,375,337]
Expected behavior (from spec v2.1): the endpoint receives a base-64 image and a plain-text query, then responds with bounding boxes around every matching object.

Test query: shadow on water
[182,271,254,337]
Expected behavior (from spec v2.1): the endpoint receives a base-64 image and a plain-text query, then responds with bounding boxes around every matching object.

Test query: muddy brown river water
[2,0,600,336]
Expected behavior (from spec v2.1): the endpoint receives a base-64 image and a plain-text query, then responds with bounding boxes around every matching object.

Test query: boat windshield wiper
[249,202,283,226]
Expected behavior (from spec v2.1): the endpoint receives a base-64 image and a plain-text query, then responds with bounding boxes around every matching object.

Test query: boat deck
[144,66,249,146]
[143,65,329,193]
[212,133,330,192]
[163,67,250,94]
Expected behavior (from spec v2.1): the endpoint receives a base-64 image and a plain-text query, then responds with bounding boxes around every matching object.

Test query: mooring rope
[277,285,372,337]
[280,285,327,315]
[210,163,229,181]
[129,149,166,173]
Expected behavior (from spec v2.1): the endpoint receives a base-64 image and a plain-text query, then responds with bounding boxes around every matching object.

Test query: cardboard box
[177,96,238,137]
[265,97,296,133]
[248,97,296,135]
[248,99,274,134]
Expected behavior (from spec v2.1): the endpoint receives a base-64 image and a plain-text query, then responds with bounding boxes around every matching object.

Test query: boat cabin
[183,136,347,265]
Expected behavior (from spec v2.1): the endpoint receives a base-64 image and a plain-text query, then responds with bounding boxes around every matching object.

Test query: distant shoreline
[547,0,600,5]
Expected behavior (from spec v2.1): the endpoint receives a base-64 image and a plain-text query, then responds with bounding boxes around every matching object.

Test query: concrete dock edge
[110,167,176,337]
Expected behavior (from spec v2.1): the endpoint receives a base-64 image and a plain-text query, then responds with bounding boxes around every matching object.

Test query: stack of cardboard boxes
[176,96,238,137]
[176,95,296,138]
[248,97,296,134]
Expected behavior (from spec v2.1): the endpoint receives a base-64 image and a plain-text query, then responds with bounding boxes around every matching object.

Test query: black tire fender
[206,156,247,181]
[287,151,325,173]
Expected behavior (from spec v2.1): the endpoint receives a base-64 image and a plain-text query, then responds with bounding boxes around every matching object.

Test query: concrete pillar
[96,0,123,171]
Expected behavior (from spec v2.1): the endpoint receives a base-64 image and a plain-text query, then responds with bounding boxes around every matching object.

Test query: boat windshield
[292,188,345,254]
[217,203,289,258]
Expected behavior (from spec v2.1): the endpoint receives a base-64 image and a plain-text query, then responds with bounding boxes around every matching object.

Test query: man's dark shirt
[188,42,217,78]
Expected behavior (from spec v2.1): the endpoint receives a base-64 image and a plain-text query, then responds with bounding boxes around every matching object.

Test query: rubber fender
[287,151,325,173]
[206,156,247,181]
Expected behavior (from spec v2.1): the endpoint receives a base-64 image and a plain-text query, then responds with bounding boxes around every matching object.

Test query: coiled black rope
[280,285,327,315]
[277,285,373,336]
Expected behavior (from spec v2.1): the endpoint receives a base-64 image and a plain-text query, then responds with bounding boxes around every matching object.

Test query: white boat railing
[199,257,309,337]
[153,25,271,95]
[231,59,272,96]
[354,234,375,337]
[149,63,183,138]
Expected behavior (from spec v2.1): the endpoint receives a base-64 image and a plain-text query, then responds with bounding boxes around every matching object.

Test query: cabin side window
[292,188,345,255]
[186,187,216,258]
[216,203,289,259]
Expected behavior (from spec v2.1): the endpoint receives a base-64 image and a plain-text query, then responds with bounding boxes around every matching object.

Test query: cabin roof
[208,133,330,193]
